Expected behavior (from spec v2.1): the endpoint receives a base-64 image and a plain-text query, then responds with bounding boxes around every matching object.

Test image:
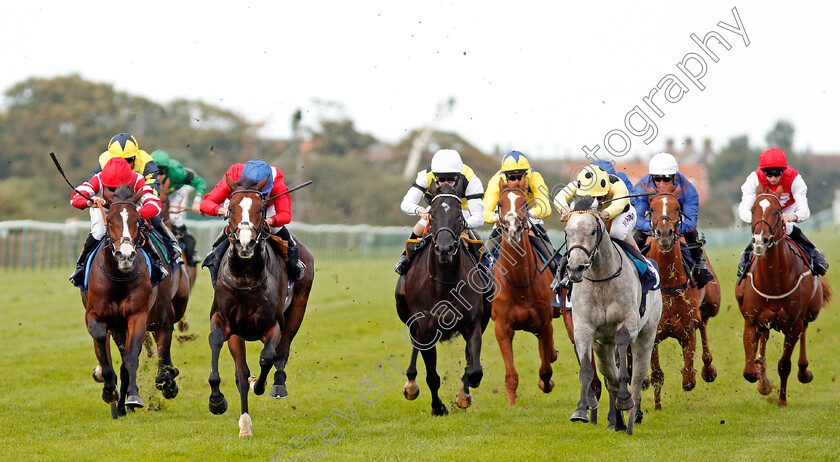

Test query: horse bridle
[498,187,530,241]
[227,189,270,243]
[651,192,684,247]
[105,200,142,256]
[564,210,604,272]
[429,193,465,257]
[751,193,784,249]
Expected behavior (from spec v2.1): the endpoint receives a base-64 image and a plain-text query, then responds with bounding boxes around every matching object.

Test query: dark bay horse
[207,175,314,436]
[564,197,662,435]
[736,186,831,407]
[83,185,180,418]
[646,186,720,410]
[395,182,492,415]
[490,176,557,405]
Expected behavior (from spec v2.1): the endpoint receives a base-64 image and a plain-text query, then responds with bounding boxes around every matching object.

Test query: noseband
[106,200,142,256]
[564,210,604,270]
[430,193,464,257]
[228,189,270,242]
[652,192,683,246]
[498,188,530,240]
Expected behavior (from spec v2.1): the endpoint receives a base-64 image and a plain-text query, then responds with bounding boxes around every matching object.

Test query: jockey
[633,152,713,288]
[200,159,306,286]
[92,133,183,266]
[69,157,165,286]
[552,164,643,290]
[737,148,828,277]
[150,149,207,266]
[394,148,487,275]
[482,150,556,273]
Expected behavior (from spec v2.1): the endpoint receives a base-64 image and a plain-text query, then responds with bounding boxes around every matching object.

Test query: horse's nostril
[129,251,136,260]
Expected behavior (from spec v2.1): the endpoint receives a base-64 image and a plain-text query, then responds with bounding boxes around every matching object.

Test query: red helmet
[100,157,135,187]
[759,148,787,169]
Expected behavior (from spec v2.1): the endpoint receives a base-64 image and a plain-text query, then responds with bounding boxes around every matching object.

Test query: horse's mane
[114,184,135,201]
[437,182,456,195]
[571,195,597,212]
[235,176,264,192]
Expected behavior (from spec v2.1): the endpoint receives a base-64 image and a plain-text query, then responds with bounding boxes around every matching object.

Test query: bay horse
[82,185,180,418]
[736,186,831,407]
[158,180,195,332]
[646,186,720,410]
[564,197,662,435]
[207,175,314,436]
[490,176,557,405]
[395,181,492,416]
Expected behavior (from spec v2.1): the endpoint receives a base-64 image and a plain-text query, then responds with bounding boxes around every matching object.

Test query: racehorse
[564,197,662,435]
[646,186,720,410]
[736,186,831,407]
[160,178,197,290]
[395,181,492,416]
[207,175,314,436]
[490,176,557,405]
[83,185,181,418]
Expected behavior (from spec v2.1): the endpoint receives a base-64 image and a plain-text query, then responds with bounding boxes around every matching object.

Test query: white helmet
[430,149,463,174]
[649,152,679,175]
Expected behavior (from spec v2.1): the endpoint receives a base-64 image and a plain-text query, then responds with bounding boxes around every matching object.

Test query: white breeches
[168,186,192,228]
[608,207,637,241]
[89,200,106,240]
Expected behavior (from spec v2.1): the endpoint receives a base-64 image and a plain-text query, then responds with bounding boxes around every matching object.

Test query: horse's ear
[427,180,439,197]
[256,177,269,195]
[225,174,235,190]
[774,185,783,196]
[672,183,683,197]
[453,176,467,196]
[498,176,507,189]
[131,188,145,204]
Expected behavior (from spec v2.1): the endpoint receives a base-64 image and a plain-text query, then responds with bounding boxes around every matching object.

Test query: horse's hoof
[702,365,717,383]
[570,409,589,423]
[92,365,104,383]
[757,377,773,396]
[161,381,179,399]
[777,399,788,408]
[683,381,696,392]
[798,369,814,384]
[539,379,554,393]
[209,394,228,415]
[403,381,420,400]
[616,396,634,412]
[456,388,472,409]
[635,409,644,424]
[101,388,119,404]
[269,384,288,399]
[249,376,266,396]
[551,348,559,362]
[614,421,627,432]
[116,405,126,417]
[743,371,760,383]
[125,395,144,409]
[432,404,449,416]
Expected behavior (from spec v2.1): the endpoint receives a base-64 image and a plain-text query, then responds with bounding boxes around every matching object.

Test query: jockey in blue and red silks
[69,157,165,286]
[736,147,828,277]
[200,159,306,287]
[633,152,714,289]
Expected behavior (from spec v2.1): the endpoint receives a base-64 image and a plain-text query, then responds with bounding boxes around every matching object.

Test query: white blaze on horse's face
[505,192,522,235]
[118,209,134,256]
[237,197,254,250]
[753,199,773,256]
[759,199,771,213]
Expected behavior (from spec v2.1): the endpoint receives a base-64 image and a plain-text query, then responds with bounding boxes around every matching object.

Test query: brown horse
[736,186,831,407]
[646,186,720,410]
[159,178,197,290]
[207,175,314,436]
[395,181,492,416]
[490,177,557,405]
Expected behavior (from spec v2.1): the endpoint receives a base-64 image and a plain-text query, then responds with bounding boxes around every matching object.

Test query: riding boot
[789,227,829,275]
[485,227,502,259]
[154,219,184,265]
[550,255,571,293]
[395,232,420,275]
[736,241,753,279]
[69,233,101,286]
[688,245,713,288]
[634,230,651,256]
[202,237,230,288]
[143,236,169,282]
[286,244,306,283]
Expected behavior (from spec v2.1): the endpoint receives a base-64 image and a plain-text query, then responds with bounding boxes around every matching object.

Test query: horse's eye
[591,229,596,236]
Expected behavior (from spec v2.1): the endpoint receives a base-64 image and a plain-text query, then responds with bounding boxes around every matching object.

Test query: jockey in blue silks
[632,152,713,288]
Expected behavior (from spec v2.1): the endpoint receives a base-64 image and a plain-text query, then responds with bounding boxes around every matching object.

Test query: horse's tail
[819,276,832,308]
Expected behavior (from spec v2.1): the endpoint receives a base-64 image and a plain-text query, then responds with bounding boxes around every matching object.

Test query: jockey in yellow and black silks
[482,151,558,274]
[92,133,161,194]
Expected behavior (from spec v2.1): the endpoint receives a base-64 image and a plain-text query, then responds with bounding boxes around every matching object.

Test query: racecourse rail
[0,209,833,270]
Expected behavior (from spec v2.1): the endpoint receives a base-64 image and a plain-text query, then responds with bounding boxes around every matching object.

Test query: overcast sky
[2,1,839,160]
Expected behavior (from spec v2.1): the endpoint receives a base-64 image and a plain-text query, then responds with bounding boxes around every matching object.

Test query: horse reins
[565,210,623,283]
[227,189,270,243]
[497,187,539,288]
[651,192,684,248]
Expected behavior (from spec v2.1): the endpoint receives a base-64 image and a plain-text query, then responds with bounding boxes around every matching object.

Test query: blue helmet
[590,159,617,176]
[242,159,274,194]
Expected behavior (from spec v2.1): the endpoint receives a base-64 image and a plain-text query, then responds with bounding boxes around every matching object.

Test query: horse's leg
[208,313,229,415]
[227,335,253,436]
[494,320,519,406]
[798,324,814,383]
[420,346,448,416]
[650,342,664,411]
[594,342,622,431]
[122,313,148,410]
[699,315,717,383]
[457,323,483,409]
[403,348,420,400]
[537,326,555,394]
[777,323,802,408]
[112,331,129,417]
[271,290,308,399]
[87,315,119,406]
[91,334,110,383]
[153,325,179,399]
[570,335,597,423]
[627,312,659,435]
[756,329,773,395]
[253,323,281,396]
[678,327,697,392]
[742,319,761,383]
[614,326,634,412]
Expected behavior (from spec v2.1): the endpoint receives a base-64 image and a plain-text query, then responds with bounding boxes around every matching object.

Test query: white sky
[2,1,839,160]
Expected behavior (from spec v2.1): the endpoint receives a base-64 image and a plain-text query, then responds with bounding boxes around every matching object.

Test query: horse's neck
[498,230,535,284]
[650,239,688,284]
[589,232,621,279]
[754,236,797,286]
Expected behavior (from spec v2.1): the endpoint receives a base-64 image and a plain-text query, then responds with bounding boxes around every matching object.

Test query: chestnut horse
[736,186,831,407]
[395,182,492,416]
[491,177,557,405]
[207,175,314,436]
[646,186,720,410]
[83,185,180,418]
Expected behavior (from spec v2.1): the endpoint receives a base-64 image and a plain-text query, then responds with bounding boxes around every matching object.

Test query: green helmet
[151,150,172,169]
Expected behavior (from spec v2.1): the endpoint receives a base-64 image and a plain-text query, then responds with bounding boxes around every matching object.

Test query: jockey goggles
[652,174,674,183]
[505,170,527,181]
[435,174,458,183]
[761,167,786,178]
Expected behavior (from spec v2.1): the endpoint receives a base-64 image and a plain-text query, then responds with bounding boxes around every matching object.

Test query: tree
[765,119,795,155]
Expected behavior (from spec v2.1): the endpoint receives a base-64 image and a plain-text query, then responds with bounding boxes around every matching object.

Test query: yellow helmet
[576,165,610,197]
[500,150,531,172]
[107,133,140,158]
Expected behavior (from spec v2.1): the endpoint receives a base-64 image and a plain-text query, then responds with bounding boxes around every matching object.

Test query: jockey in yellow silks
[482,150,557,273]
[552,164,644,290]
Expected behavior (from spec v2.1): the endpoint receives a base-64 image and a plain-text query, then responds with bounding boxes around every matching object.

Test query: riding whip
[50,152,93,201]
[266,180,313,202]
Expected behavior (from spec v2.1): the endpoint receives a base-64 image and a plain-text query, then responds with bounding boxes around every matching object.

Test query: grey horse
[563,197,662,435]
